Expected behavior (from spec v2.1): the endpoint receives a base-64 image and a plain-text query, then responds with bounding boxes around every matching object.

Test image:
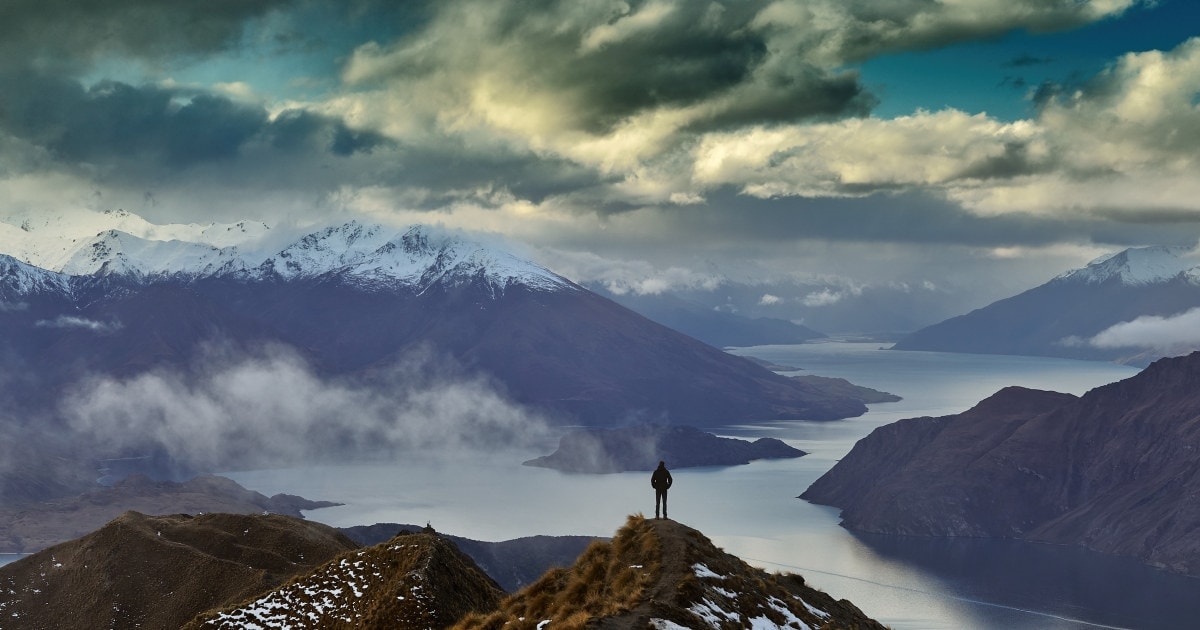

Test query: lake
[220,343,1200,629]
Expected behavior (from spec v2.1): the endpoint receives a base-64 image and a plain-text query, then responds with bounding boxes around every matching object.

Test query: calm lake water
[221,343,1200,630]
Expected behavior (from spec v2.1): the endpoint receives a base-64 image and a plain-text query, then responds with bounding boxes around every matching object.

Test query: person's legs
[655,489,664,518]
[662,490,667,519]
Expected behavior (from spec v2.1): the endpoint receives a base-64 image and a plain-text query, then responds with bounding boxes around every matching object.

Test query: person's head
[658,460,665,468]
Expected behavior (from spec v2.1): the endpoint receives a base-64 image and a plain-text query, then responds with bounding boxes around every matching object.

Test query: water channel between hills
[224,342,1200,630]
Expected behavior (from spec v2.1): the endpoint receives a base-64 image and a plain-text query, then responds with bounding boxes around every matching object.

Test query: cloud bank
[1081,307,1200,354]
[61,344,553,470]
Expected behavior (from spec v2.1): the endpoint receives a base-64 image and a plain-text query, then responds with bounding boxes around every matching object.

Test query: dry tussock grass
[451,515,660,629]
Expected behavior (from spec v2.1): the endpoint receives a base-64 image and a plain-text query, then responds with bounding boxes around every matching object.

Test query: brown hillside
[454,515,886,630]
[185,526,504,629]
[803,350,1200,575]
[0,511,358,630]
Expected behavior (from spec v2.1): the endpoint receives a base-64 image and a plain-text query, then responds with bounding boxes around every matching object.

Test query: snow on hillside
[58,230,247,278]
[0,255,71,297]
[256,221,575,294]
[0,208,270,272]
[1055,245,1200,286]
[1,209,573,294]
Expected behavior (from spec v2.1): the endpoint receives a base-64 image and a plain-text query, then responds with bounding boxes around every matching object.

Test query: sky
[2,0,1199,329]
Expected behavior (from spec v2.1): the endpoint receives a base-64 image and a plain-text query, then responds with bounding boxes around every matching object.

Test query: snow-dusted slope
[2,209,574,295]
[58,230,247,278]
[0,208,271,272]
[0,254,71,298]
[1056,245,1200,286]
[253,221,574,293]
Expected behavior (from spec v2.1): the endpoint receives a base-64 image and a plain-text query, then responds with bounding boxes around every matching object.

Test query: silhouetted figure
[651,460,673,519]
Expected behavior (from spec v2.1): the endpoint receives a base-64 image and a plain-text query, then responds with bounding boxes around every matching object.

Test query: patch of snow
[650,620,692,630]
[689,597,737,626]
[692,563,724,579]
[793,595,830,620]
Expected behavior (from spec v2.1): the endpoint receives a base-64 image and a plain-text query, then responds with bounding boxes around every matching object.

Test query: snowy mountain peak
[260,222,576,294]
[0,254,71,298]
[1056,245,1200,286]
[1,208,576,296]
[59,229,243,278]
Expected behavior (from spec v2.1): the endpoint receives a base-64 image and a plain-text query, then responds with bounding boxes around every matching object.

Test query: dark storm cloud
[268,109,389,157]
[0,71,388,170]
[0,0,292,71]
[346,0,880,135]
[673,189,1200,251]
[953,141,1045,180]
[826,0,1135,62]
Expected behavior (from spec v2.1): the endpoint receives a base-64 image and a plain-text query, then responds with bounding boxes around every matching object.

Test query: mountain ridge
[1,512,888,629]
[894,243,1200,364]
[802,350,1200,576]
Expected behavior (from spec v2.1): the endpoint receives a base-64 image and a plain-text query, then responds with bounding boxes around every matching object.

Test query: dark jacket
[651,465,673,490]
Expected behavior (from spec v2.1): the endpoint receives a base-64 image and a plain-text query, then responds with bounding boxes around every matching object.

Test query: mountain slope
[893,245,1200,364]
[801,351,1200,576]
[454,515,886,629]
[185,526,504,630]
[0,221,884,428]
[0,512,358,630]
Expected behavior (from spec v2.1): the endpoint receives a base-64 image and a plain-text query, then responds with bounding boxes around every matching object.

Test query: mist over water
[60,343,555,471]
[222,343,1200,630]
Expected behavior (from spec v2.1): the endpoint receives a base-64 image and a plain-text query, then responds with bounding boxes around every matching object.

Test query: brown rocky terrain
[339,523,598,592]
[0,473,340,554]
[803,350,1200,576]
[454,515,887,629]
[0,511,358,629]
[185,526,505,629]
[1,511,888,629]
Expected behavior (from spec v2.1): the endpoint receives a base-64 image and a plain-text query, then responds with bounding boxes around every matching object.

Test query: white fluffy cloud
[690,36,1200,220]
[1084,307,1200,353]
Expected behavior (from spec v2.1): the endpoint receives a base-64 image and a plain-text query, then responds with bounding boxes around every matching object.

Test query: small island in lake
[524,425,806,473]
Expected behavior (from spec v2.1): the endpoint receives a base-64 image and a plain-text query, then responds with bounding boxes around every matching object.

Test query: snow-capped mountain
[894,244,1200,365]
[17,212,576,296]
[252,221,574,294]
[1055,245,1200,286]
[0,208,271,273]
[0,212,883,444]
[0,254,71,298]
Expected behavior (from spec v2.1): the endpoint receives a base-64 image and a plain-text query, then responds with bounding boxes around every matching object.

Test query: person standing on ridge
[651,460,673,519]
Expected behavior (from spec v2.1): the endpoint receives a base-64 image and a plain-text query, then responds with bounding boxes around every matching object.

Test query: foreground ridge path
[453,514,886,628]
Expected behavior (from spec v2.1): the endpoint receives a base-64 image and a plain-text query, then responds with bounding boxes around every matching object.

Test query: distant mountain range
[0,216,885,426]
[1,512,888,629]
[894,245,1200,365]
[0,211,895,504]
[802,350,1200,577]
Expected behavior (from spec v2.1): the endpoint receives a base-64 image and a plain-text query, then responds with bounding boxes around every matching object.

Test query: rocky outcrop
[185,526,504,630]
[454,515,887,629]
[339,523,599,592]
[2,512,888,629]
[802,351,1200,576]
[522,425,806,473]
